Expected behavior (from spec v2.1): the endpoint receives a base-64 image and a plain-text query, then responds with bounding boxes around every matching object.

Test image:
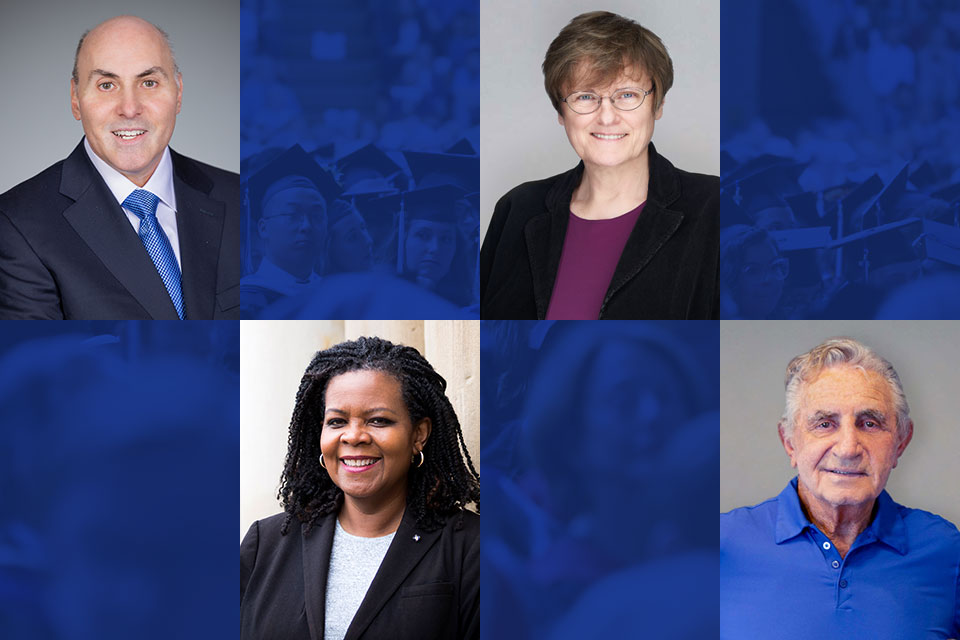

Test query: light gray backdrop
[0,0,239,193]
[721,320,960,528]
[479,0,720,238]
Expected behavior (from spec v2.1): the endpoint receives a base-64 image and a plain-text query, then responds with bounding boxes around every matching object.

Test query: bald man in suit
[0,15,239,319]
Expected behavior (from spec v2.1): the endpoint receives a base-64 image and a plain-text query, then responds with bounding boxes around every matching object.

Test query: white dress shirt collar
[83,137,178,212]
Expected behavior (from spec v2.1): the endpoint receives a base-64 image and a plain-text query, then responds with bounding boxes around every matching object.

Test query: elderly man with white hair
[721,337,960,638]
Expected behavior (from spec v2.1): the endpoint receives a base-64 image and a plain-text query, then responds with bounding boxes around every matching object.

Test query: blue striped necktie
[122,189,185,319]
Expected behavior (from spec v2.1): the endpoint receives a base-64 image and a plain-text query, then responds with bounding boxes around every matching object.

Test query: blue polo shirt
[721,477,960,639]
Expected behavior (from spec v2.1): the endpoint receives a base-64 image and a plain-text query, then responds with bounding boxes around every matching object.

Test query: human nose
[833,420,863,458]
[596,96,618,124]
[340,419,372,444]
[116,86,143,118]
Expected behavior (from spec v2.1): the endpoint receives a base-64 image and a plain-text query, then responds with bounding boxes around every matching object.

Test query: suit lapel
[344,510,441,640]
[603,203,683,304]
[60,142,180,319]
[172,152,224,320]
[301,514,337,640]
[524,211,567,320]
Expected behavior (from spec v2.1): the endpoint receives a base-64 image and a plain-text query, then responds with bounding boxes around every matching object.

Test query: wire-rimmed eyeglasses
[561,86,654,114]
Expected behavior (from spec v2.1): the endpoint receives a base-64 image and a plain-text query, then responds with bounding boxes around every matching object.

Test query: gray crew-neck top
[323,518,396,640]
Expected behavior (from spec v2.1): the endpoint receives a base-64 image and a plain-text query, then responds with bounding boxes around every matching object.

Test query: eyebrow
[856,409,887,424]
[805,409,887,424]
[807,410,838,424]
[324,407,397,416]
[88,66,169,81]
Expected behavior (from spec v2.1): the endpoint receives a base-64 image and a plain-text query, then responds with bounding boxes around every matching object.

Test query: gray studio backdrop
[479,0,720,238]
[721,320,960,528]
[0,0,239,193]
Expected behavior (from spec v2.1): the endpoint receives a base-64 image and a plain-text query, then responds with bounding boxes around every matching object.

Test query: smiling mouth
[112,130,146,141]
[592,133,627,140]
[341,457,381,472]
[824,469,867,477]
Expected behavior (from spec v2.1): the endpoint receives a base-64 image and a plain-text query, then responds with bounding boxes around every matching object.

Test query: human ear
[778,422,798,468]
[413,417,431,451]
[70,79,82,121]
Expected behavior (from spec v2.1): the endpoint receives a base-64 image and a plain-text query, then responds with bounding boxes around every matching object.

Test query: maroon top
[545,202,645,320]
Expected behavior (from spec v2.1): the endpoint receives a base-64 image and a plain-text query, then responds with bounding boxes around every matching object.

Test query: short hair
[72,18,180,84]
[543,11,674,114]
[780,337,911,441]
[719,224,780,288]
[278,336,479,535]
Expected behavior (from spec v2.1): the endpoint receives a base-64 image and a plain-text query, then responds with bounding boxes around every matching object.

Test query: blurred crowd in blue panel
[0,323,238,640]
[480,321,719,639]
[240,0,480,318]
[721,0,960,318]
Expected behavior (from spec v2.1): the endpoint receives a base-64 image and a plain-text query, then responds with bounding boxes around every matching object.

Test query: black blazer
[479,142,719,319]
[240,508,479,640]
[0,140,241,319]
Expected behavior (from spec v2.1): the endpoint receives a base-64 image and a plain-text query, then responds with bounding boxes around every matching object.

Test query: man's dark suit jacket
[480,142,719,319]
[0,140,241,319]
[241,508,479,640]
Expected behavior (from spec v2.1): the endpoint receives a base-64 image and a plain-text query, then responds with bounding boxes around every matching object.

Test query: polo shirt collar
[774,476,908,555]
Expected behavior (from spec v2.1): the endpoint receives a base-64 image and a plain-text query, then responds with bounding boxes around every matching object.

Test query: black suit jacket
[480,142,719,319]
[0,140,241,319]
[240,508,479,640]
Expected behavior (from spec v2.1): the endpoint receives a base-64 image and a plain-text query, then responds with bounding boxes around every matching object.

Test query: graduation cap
[335,144,404,189]
[829,217,923,283]
[839,163,910,236]
[720,155,806,220]
[394,185,466,272]
[931,181,960,206]
[445,138,477,155]
[909,161,939,190]
[246,144,342,221]
[328,199,361,226]
[917,218,960,267]
[402,151,480,192]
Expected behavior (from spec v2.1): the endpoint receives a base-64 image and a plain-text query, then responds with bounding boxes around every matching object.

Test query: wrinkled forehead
[563,60,650,94]
[78,18,175,76]
[798,365,894,412]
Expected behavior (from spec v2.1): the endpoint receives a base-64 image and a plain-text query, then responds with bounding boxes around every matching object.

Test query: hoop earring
[319,454,326,469]
[412,450,425,468]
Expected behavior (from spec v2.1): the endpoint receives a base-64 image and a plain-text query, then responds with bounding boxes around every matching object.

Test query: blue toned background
[0,322,238,640]
[721,0,960,318]
[480,321,719,639]
[240,0,480,319]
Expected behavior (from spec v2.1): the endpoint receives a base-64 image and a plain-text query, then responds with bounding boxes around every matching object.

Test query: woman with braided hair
[241,336,480,640]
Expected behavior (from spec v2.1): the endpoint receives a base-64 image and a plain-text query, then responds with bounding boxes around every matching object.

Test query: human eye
[98,81,115,91]
[415,229,431,241]
[369,416,395,426]
[325,417,346,428]
[142,79,158,88]
[812,420,833,430]
[576,93,598,102]
[617,90,638,100]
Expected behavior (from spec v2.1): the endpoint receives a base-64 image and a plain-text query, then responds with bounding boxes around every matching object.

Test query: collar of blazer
[59,140,226,319]
[523,141,685,318]
[300,504,442,640]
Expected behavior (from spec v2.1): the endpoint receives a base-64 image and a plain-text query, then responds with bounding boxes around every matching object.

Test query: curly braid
[278,336,480,535]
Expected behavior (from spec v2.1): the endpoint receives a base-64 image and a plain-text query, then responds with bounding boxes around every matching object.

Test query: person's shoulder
[439,508,480,541]
[895,503,960,544]
[496,166,579,209]
[0,159,69,216]
[720,495,779,537]
[170,149,240,188]
[673,166,719,212]
[247,512,294,543]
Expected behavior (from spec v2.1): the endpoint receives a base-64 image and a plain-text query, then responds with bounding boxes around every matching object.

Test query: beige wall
[240,320,479,539]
